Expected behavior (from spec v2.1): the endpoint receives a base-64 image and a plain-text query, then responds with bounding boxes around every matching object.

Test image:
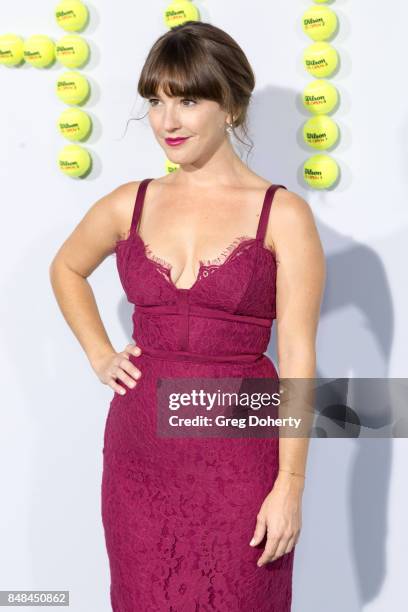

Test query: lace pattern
[103,179,294,611]
[142,235,257,289]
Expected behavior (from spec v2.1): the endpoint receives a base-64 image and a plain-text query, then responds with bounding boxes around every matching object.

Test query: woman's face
[147,86,231,162]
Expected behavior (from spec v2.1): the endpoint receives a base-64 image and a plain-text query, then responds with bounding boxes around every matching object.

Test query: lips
[165,136,190,146]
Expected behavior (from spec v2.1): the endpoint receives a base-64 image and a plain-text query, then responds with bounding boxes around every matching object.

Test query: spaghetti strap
[256,184,287,243]
[130,178,154,238]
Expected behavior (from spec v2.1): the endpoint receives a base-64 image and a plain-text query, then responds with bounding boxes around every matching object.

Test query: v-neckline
[115,179,282,292]
[136,233,264,292]
[116,233,276,292]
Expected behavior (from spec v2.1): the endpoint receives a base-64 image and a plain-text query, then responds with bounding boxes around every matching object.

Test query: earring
[226,122,233,134]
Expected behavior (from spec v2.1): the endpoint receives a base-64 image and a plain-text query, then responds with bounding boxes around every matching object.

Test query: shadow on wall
[253,85,393,612]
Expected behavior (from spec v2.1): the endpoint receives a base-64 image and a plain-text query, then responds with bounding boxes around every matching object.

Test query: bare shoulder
[89,180,144,243]
[49,180,143,276]
[272,188,315,224]
[267,188,324,260]
[107,181,141,225]
[109,180,140,199]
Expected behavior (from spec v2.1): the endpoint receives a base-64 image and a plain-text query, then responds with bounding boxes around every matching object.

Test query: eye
[147,97,197,107]
[181,98,197,107]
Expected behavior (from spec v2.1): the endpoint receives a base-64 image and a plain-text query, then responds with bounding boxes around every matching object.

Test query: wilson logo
[56,45,74,53]
[304,18,325,27]
[305,95,326,103]
[60,122,80,130]
[58,81,76,89]
[56,10,75,19]
[306,131,328,142]
[305,168,322,178]
[306,59,328,67]
[59,160,79,168]
[165,10,187,19]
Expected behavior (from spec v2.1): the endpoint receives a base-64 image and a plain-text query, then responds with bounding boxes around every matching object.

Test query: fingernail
[249,538,255,546]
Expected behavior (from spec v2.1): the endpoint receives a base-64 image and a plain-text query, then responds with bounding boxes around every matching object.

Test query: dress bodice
[114,178,287,365]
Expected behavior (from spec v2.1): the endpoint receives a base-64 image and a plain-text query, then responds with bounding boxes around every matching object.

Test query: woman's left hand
[249,473,304,566]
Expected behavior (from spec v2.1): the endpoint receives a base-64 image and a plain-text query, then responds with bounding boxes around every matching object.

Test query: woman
[50,21,325,611]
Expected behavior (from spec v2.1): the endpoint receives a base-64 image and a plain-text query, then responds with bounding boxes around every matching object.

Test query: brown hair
[134,21,256,159]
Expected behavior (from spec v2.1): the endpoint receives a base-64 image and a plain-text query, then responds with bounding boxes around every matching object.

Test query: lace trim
[142,235,257,289]
[199,235,254,267]
[144,235,254,272]
[144,245,172,271]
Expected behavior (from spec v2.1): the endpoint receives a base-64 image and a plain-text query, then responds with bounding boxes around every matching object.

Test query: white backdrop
[1,1,407,610]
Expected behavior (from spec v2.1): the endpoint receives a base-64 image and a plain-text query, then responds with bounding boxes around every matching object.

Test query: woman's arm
[272,189,325,484]
[49,181,143,395]
[250,189,326,565]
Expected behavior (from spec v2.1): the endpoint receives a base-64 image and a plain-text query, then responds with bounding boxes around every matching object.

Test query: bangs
[138,36,228,104]
[135,21,255,157]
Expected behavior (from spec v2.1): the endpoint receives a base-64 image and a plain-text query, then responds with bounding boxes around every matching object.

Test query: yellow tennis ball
[302,5,337,41]
[0,34,24,67]
[57,108,92,141]
[55,0,89,32]
[164,1,200,29]
[302,79,338,115]
[165,159,180,174]
[56,70,90,105]
[23,35,55,68]
[303,154,339,189]
[303,41,338,78]
[58,144,91,177]
[56,34,89,68]
[303,115,339,150]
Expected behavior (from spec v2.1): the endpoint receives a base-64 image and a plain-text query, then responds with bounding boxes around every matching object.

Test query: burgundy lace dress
[101,178,295,611]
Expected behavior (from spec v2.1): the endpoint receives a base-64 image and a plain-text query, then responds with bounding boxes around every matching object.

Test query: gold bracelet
[279,468,305,479]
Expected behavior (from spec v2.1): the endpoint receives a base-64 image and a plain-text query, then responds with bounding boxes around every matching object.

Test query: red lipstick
[165,136,190,146]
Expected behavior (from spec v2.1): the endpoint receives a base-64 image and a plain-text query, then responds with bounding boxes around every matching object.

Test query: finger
[109,379,127,396]
[269,535,291,562]
[249,517,267,547]
[288,528,301,550]
[112,365,139,389]
[124,342,142,356]
[132,343,142,355]
[118,357,142,382]
[283,535,297,555]
[256,534,279,567]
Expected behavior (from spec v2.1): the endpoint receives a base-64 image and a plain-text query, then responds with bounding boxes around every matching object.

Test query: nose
[162,103,182,132]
